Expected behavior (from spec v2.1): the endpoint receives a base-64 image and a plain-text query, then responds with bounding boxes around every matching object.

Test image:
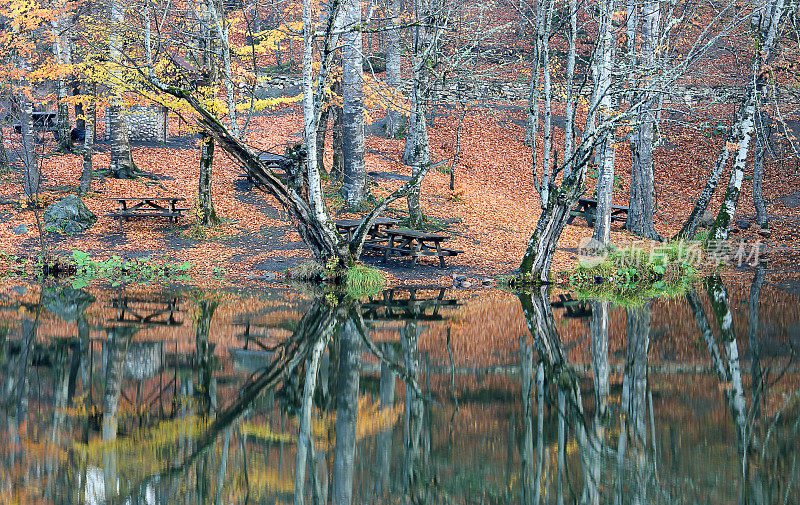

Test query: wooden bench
[378,228,464,267]
[567,196,629,227]
[107,197,188,226]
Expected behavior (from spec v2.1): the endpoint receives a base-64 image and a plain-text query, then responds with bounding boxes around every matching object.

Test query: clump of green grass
[345,264,386,297]
[565,243,697,305]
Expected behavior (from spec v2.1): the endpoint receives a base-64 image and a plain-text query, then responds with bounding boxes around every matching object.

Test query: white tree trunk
[591,0,617,246]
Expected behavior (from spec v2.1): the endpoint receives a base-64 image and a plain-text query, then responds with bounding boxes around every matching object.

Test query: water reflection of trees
[0,282,798,504]
[515,271,799,505]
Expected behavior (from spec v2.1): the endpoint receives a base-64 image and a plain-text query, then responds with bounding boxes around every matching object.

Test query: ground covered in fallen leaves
[1,96,799,288]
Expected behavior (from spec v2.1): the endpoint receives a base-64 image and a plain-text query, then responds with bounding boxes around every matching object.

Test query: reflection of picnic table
[335,217,399,242]
[107,197,188,225]
[373,228,464,267]
[361,287,461,321]
[550,294,592,318]
[567,197,629,227]
[108,297,184,326]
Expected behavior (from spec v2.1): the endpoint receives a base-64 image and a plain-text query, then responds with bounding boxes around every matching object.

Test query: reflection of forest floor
[1,101,799,288]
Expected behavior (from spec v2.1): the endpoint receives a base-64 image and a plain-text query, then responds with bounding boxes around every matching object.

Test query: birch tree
[675,0,789,241]
[341,0,367,209]
[591,0,618,247]
[52,1,73,152]
[107,0,137,179]
[518,0,754,283]
[97,0,440,271]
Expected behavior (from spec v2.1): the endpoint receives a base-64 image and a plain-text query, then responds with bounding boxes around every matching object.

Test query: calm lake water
[1,271,798,504]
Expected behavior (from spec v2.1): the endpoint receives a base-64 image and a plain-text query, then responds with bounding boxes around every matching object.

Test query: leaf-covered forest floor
[2,97,800,289]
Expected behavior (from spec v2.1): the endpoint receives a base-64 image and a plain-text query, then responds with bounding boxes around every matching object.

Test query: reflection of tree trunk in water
[518,287,600,504]
[556,390,566,505]
[7,309,39,461]
[535,361,545,504]
[688,276,751,494]
[519,333,535,505]
[402,321,425,501]
[705,275,748,456]
[215,427,232,505]
[331,318,361,505]
[374,345,396,498]
[294,335,329,505]
[195,299,219,416]
[625,304,651,447]
[79,317,92,443]
[590,301,610,417]
[102,327,134,501]
[623,303,652,505]
[47,343,70,492]
[748,266,765,417]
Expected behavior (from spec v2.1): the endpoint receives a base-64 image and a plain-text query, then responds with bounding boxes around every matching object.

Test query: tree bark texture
[80,89,96,194]
[385,0,402,137]
[53,12,72,153]
[341,0,367,210]
[591,0,617,246]
[198,131,220,225]
[709,0,785,241]
[626,0,660,240]
[108,0,136,179]
[20,90,39,196]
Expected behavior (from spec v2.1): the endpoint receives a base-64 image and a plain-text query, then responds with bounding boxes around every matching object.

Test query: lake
[0,271,798,504]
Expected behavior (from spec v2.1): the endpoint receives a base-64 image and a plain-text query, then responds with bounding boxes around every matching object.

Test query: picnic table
[567,196,629,227]
[335,217,399,242]
[107,197,188,225]
[241,152,289,185]
[373,227,464,267]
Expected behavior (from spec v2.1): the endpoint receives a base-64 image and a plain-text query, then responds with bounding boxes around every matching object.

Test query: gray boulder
[43,194,96,233]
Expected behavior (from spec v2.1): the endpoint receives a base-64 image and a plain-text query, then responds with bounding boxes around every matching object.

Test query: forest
[1,1,800,504]
[0,0,796,287]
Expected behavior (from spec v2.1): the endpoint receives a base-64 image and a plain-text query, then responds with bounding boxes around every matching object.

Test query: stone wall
[105,104,168,142]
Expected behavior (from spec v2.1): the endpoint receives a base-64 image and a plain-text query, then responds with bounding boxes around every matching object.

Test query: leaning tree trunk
[708,87,756,241]
[709,0,784,241]
[198,131,220,225]
[673,145,730,240]
[341,0,367,210]
[384,0,402,137]
[626,0,661,240]
[520,143,592,282]
[79,88,96,194]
